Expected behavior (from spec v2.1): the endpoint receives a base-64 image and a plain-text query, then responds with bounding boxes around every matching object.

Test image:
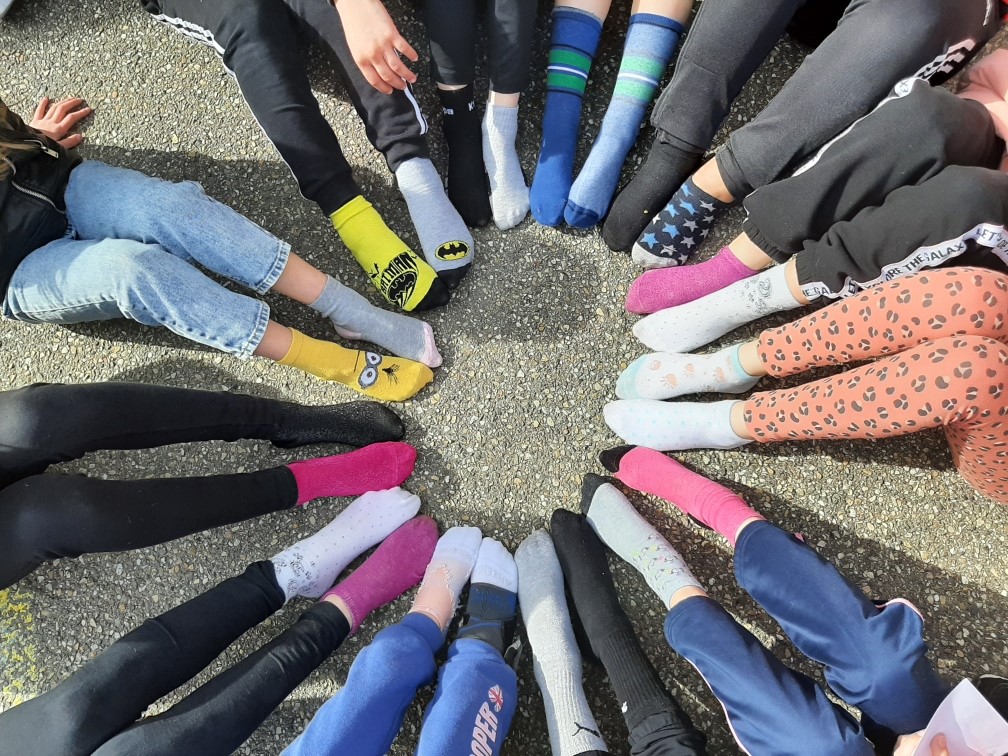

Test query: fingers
[58,134,84,149]
[371,58,405,93]
[57,105,94,132]
[51,97,86,120]
[33,97,50,121]
[930,734,949,756]
[384,48,415,86]
[361,63,394,95]
[392,35,418,63]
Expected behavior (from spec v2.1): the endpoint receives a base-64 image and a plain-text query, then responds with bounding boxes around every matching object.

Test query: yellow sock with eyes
[331,196,449,312]
[279,329,433,402]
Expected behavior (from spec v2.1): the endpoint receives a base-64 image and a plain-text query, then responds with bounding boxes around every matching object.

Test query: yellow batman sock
[331,196,449,312]
[279,329,433,402]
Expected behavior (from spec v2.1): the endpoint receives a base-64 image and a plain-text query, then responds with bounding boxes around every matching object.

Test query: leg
[0,561,284,756]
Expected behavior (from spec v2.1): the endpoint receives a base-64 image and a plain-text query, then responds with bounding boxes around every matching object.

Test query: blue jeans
[4,161,290,357]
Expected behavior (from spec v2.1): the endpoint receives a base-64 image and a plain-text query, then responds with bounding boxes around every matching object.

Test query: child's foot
[603,398,750,451]
[482,103,530,230]
[287,442,417,504]
[439,85,492,228]
[330,195,449,312]
[272,400,405,448]
[410,525,483,631]
[616,344,760,401]
[270,487,421,601]
[310,275,441,367]
[625,246,757,314]
[457,537,519,652]
[631,176,731,269]
[279,329,433,402]
[323,515,438,633]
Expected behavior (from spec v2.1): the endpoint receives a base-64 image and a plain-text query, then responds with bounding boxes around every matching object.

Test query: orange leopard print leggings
[743,267,1008,503]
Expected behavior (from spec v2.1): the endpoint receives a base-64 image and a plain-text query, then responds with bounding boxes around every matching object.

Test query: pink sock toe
[625,247,758,314]
[288,441,417,505]
[421,323,443,368]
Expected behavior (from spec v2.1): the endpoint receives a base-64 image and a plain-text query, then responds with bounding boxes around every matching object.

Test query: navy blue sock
[632,175,731,268]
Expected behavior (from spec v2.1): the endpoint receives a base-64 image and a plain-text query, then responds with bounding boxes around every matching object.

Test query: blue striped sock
[565,14,684,229]
[530,7,604,226]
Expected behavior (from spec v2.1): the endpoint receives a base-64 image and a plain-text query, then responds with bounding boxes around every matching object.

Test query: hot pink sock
[323,515,438,632]
[613,446,763,546]
[287,442,417,505]
[625,246,757,314]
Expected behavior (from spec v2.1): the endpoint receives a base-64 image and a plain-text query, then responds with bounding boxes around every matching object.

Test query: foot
[440,86,492,228]
[272,400,405,448]
[616,344,760,400]
[625,246,757,314]
[603,398,750,451]
[483,104,530,230]
[631,176,731,269]
[457,537,519,652]
[411,525,483,631]
[287,441,417,504]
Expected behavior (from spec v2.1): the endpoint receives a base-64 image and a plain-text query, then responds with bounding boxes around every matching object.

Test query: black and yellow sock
[279,329,433,402]
[331,196,449,312]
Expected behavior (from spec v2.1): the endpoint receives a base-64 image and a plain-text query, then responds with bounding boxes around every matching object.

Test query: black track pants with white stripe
[140,0,429,216]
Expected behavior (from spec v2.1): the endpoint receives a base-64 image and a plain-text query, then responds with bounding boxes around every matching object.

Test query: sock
[457,537,519,653]
[601,136,701,252]
[616,344,760,401]
[529,7,604,226]
[564,15,684,229]
[608,446,763,546]
[310,275,442,368]
[626,246,757,314]
[287,441,417,505]
[581,481,701,607]
[279,329,433,402]
[551,504,705,748]
[603,398,750,451]
[270,487,421,601]
[271,401,405,448]
[632,176,732,268]
[396,157,475,288]
[411,525,483,633]
[482,103,530,230]
[632,263,800,353]
[440,86,492,228]
[324,515,438,632]
[331,195,448,312]
[515,531,610,756]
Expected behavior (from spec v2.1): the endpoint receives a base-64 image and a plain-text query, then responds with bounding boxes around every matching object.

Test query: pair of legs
[610,267,1008,503]
[141,0,473,299]
[529,0,693,227]
[516,508,707,756]
[583,459,951,754]
[604,0,1000,253]
[0,380,411,587]
[627,81,1008,313]
[285,530,520,756]
[420,0,536,230]
[0,501,436,755]
[7,162,440,400]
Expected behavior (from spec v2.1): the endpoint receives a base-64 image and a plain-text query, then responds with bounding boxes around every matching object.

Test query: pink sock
[625,247,757,314]
[287,442,417,505]
[324,515,438,632]
[614,447,763,546]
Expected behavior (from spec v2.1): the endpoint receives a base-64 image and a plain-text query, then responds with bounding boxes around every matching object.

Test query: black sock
[550,504,707,754]
[272,401,405,448]
[601,133,701,252]
[439,85,492,228]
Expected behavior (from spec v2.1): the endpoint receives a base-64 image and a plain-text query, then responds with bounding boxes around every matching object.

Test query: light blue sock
[565,14,684,229]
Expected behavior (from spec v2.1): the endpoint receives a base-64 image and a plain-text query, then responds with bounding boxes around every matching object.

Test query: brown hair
[0,140,34,180]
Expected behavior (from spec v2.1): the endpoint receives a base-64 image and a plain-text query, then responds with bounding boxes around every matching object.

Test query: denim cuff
[251,238,291,295]
[235,300,271,359]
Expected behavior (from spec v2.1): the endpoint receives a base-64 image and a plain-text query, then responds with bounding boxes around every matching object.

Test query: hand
[334,0,418,95]
[894,731,950,756]
[29,97,93,149]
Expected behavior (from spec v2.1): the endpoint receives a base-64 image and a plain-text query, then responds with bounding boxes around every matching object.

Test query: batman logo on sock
[435,240,470,262]
[374,252,419,308]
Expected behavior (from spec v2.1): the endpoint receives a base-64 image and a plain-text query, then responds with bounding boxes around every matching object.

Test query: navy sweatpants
[664,521,950,755]
[283,613,518,756]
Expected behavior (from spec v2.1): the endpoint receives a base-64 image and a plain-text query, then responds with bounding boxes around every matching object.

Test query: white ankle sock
[616,344,760,400]
[482,104,530,230]
[411,526,482,629]
[471,537,518,593]
[603,398,751,451]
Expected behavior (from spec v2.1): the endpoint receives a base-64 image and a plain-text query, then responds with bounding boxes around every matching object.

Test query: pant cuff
[741,216,791,264]
[252,240,291,295]
[234,300,271,359]
[715,145,754,201]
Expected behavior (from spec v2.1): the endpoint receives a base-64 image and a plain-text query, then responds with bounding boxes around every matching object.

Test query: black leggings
[0,381,403,588]
[421,0,537,93]
[0,561,350,756]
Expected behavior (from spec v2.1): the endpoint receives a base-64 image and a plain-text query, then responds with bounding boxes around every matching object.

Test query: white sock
[270,487,421,601]
[603,398,751,451]
[516,531,610,756]
[633,264,800,353]
[396,157,475,277]
[471,537,518,593]
[411,526,482,629]
[482,104,530,230]
[616,344,760,400]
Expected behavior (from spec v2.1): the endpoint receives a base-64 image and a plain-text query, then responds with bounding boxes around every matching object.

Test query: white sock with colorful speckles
[616,344,759,400]
[604,398,750,451]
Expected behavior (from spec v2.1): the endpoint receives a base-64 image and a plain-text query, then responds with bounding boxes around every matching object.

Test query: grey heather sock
[482,104,529,230]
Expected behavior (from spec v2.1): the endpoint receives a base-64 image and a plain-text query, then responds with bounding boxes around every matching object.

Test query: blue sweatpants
[283,613,517,756]
[663,521,950,755]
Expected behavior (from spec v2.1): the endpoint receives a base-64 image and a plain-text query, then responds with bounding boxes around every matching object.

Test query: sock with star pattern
[631,176,731,268]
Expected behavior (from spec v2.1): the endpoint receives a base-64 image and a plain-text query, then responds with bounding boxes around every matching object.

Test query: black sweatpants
[0,561,351,756]
[650,0,1000,199]
[0,381,397,588]
[421,0,537,93]
[140,0,429,216]
[741,82,1008,304]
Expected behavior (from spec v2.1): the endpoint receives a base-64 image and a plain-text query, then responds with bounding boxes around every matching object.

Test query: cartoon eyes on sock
[358,352,384,388]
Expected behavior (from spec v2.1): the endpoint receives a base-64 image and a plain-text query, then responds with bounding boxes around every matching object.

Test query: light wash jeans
[4,161,291,357]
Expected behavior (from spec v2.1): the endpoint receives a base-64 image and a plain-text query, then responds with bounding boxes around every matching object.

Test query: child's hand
[29,97,93,149]
[333,0,417,95]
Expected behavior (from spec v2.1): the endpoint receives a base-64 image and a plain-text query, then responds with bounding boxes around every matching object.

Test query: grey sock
[584,483,701,607]
[310,275,441,368]
[482,104,529,230]
[516,531,610,756]
[395,158,475,280]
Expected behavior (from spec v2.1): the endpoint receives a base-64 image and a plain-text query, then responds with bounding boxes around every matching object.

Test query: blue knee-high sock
[529,7,604,227]
[565,14,684,229]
